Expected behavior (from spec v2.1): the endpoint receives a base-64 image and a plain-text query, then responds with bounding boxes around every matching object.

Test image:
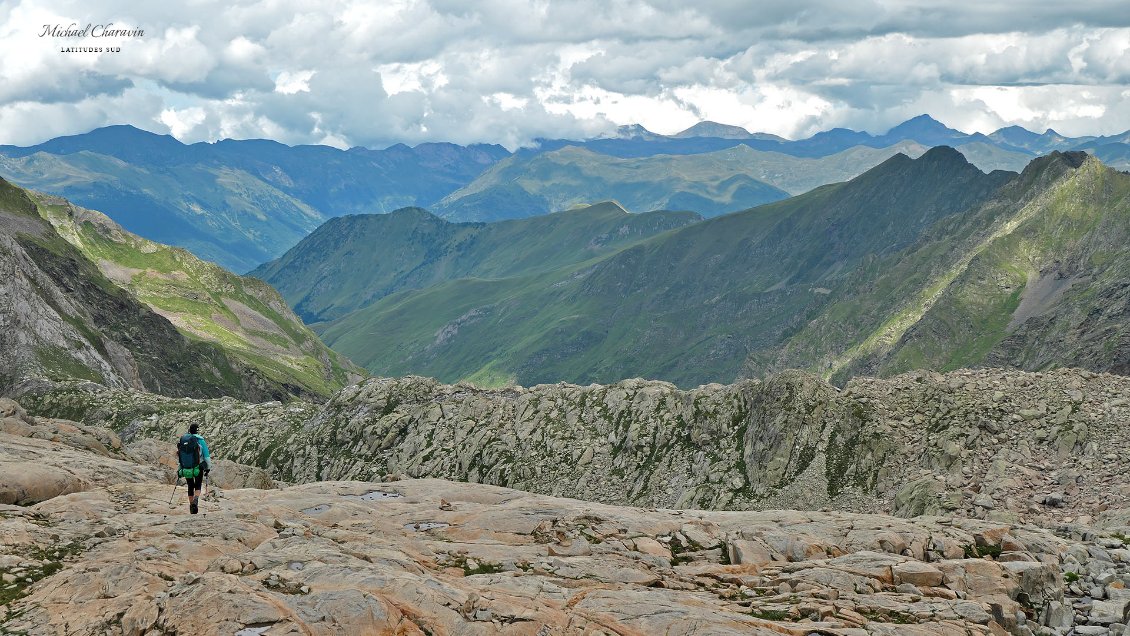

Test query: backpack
[177,434,202,478]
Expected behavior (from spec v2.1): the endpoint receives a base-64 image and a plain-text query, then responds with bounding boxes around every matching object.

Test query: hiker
[177,424,211,514]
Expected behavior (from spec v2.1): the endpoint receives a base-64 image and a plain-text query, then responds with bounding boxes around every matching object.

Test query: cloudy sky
[2,0,1128,149]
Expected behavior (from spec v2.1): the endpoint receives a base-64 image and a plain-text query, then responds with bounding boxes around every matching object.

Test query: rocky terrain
[16,366,1130,531]
[7,395,1130,635]
[0,398,273,507]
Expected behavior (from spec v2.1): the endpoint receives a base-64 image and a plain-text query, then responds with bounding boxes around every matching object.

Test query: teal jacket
[191,433,211,469]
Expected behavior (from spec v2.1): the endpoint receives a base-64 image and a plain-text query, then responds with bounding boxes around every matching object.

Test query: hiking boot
[190,498,198,514]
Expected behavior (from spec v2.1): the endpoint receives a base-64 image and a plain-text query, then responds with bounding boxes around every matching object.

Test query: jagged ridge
[18,366,1130,528]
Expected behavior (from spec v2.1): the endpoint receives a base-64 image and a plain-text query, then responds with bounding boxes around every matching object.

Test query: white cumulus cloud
[274,70,315,95]
[0,0,1128,148]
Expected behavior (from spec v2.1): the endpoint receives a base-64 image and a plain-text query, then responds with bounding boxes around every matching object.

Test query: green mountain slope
[317,147,1014,386]
[0,179,283,399]
[747,151,1130,383]
[251,202,701,324]
[432,142,931,222]
[672,120,786,141]
[849,152,1130,378]
[34,194,364,397]
[0,176,361,399]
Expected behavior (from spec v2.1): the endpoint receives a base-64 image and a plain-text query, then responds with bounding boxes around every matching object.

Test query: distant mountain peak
[802,127,875,146]
[892,113,946,127]
[673,121,756,140]
[603,124,664,141]
[0,124,190,167]
[618,124,649,135]
[39,124,180,146]
[863,145,972,179]
[105,123,162,133]
[991,125,1039,139]
[885,114,963,137]
[878,115,972,149]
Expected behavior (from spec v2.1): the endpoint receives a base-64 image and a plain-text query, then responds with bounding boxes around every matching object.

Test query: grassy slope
[879,154,1130,376]
[750,152,1130,383]
[0,177,262,397]
[31,194,362,398]
[252,202,702,323]
[320,148,1013,387]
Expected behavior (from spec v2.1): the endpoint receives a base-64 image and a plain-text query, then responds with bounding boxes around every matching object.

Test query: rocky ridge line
[16,367,1130,528]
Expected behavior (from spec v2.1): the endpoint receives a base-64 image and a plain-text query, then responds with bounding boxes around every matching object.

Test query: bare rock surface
[0,475,1083,636]
[0,398,161,505]
[5,395,1130,635]
[126,437,276,491]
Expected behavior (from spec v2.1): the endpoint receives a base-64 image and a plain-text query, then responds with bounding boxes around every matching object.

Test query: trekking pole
[169,475,180,506]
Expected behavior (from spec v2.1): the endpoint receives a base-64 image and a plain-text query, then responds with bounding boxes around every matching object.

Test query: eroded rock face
[19,367,1130,526]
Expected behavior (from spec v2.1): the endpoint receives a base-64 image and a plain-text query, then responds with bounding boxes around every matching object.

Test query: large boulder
[893,560,944,587]
[0,460,89,505]
[1002,561,1062,607]
[208,459,275,490]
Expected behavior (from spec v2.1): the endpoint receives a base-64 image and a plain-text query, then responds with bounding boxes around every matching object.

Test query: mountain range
[5,115,1130,391]
[769,149,1130,383]
[4,116,1128,271]
[525,114,1130,166]
[0,127,506,271]
[431,141,929,222]
[4,112,1130,636]
[258,147,1130,388]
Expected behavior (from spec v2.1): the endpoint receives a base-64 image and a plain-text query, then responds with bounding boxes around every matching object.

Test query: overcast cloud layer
[2,0,1128,148]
